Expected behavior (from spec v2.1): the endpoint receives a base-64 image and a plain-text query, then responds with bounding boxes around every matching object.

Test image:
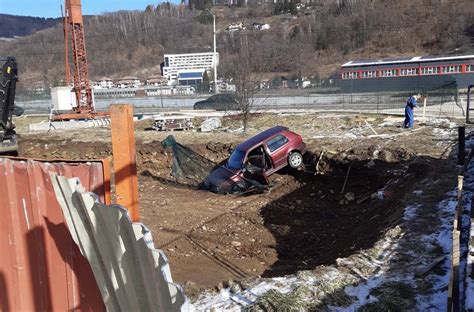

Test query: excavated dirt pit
[18,137,438,295]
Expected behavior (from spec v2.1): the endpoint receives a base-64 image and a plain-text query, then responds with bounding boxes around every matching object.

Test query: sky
[0,0,160,18]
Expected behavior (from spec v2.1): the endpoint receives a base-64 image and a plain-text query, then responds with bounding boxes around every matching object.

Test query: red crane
[63,0,94,114]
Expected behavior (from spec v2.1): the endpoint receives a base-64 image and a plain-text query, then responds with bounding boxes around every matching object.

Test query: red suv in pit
[203,126,307,193]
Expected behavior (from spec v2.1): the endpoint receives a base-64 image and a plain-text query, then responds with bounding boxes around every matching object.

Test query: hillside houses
[93,75,169,89]
[225,21,271,32]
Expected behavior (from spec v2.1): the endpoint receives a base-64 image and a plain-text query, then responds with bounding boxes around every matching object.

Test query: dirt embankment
[18,134,445,296]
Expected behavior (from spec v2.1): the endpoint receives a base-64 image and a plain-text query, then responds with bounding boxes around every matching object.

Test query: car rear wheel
[288,151,303,168]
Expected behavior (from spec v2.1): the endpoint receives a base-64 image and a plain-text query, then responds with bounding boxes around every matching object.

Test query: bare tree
[230,35,268,132]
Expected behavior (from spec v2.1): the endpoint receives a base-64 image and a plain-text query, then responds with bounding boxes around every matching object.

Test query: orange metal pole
[110,105,140,221]
[62,4,70,86]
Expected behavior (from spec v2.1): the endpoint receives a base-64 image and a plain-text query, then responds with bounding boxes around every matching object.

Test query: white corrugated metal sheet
[51,174,189,312]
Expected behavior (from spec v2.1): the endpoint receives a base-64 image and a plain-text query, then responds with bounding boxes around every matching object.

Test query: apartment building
[162,52,219,85]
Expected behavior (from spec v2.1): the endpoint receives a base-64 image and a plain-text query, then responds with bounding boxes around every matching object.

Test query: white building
[227,22,245,32]
[94,77,114,89]
[116,76,141,88]
[252,22,271,31]
[162,52,218,85]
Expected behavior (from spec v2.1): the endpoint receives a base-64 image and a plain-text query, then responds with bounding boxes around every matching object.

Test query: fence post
[448,175,463,312]
[458,127,465,166]
[422,97,427,121]
[440,87,445,118]
[110,104,140,222]
[377,91,380,114]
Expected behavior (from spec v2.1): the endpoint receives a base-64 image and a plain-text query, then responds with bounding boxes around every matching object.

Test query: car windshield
[227,149,246,169]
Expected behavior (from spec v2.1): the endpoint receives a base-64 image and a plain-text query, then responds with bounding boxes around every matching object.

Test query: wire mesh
[14,78,469,118]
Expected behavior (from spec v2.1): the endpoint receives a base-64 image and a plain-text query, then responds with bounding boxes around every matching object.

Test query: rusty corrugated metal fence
[0,158,109,311]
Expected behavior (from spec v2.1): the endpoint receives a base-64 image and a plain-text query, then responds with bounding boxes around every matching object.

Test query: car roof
[211,93,234,99]
[235,126,289,151]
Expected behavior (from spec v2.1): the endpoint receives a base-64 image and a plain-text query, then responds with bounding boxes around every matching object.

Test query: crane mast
[64,0,94,113]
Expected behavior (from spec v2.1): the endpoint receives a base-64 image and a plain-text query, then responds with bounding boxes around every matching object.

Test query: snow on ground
[466,220,474,310]
[191,190,461,311]
[190,130,473,311]
[460,158,474,310]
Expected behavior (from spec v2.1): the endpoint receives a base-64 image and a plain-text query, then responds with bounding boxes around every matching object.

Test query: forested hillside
[0,14,60,38]
[0,0,473,89]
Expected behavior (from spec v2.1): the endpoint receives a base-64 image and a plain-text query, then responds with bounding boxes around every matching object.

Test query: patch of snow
[403,204,421,221]
[343,133,358,139]
[415,195,456,310]
[191,276,314,310]
[191,156,474,311]
[342,276,384,310]
[432,127,456,139]
[466,221,474,310]
[426,118,457,129]
[379,117,402,127]
[460,175,474,308]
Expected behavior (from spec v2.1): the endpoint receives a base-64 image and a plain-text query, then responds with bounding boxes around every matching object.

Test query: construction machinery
[55,0,108,119]
[0,57,20,153]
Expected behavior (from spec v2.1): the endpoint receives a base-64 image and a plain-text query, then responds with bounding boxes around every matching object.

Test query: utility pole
[213,13,218,94]
[160,83,164,108]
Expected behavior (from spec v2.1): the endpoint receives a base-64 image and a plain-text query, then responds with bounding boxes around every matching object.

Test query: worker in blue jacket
[403,94,420,128]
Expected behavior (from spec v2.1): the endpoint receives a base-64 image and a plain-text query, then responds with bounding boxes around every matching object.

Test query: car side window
[266,134,289,153]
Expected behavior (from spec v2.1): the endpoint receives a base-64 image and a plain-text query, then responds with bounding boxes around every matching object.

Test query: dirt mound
[17,135,437,292]
[321,145,415,164]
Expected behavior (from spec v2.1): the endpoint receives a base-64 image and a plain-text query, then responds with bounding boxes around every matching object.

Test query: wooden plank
[110,104,140,221]
[415,256,446,278]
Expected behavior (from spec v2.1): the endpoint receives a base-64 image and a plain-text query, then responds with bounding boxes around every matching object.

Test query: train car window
[421,67,438,75]
[443,65,460,74]
[342,71,358,79]
[381,69,397,77]
[361,71,377,78]
[400,68,418,76]
[467,65,473,72]
[342,72,357,79]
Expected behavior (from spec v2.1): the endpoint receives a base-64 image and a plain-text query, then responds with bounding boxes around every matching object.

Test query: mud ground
[14,113,460,297]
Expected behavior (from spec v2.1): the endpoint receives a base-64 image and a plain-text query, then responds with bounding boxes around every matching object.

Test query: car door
[243,146,269,185]
[264,133,290,171]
